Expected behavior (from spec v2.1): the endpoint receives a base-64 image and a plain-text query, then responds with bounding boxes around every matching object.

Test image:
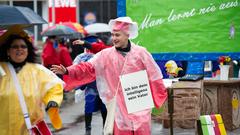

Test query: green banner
[126,0,240,53]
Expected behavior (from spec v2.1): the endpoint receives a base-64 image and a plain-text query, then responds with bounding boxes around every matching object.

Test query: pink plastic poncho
[67,43,167,134]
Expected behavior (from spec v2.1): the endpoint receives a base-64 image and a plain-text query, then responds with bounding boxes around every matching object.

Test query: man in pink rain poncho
[51,16,167,135]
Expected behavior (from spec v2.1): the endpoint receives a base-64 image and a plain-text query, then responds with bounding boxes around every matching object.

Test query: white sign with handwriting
[120,70,154,114]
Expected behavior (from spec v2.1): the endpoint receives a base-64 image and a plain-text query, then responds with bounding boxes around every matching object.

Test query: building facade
[0,0,117,40]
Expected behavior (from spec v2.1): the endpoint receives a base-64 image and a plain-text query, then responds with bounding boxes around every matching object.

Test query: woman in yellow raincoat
[0,29,64,135]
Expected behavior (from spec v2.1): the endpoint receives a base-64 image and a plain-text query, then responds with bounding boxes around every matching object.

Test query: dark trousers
[85,110,107,131]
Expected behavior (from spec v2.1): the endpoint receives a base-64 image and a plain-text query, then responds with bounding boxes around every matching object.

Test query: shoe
[85,130,91,135]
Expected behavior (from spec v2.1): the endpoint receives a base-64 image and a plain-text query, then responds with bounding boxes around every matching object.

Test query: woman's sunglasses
[10,44,28,49]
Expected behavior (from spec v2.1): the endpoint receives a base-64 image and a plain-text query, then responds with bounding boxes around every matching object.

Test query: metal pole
[76,0,80,23]
[52,0,55,25]
[33,0,38,46]
[9,0,13,6]
[168,86,174,135]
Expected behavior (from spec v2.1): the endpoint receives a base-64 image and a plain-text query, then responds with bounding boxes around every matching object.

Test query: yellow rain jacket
[0,62,64,135]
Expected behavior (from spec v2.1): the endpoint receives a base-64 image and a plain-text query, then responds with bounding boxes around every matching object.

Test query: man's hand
[72,39,85,45]
[50,64,67,75]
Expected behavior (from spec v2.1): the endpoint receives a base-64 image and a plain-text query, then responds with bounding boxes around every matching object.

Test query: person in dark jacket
[73,53,107,135]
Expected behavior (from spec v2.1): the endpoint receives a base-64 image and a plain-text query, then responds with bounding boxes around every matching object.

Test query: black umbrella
[0,5,47,29]
[41,24,80,36]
